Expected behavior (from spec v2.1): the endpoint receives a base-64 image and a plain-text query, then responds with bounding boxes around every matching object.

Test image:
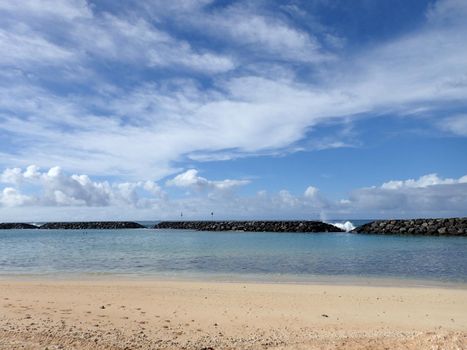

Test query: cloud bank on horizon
[0,0,466,220]
[1,165,466,221]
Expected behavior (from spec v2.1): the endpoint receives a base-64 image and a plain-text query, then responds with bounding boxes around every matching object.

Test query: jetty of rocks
[154,221,344,232]
[353,218,467,236]
[2,218,466,235]
[0,223,39,229]
[38,221,145,229]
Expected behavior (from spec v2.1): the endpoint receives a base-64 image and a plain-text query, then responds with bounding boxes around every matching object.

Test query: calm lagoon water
[1,228,466,284]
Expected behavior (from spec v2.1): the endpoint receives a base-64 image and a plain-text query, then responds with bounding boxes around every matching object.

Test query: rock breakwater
[353,218,467,236]
[39,221,145,229]
[0,223,38,229]
[154,221,344,232]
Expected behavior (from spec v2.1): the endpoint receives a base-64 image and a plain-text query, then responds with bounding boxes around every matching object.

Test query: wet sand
[0,279,466,349]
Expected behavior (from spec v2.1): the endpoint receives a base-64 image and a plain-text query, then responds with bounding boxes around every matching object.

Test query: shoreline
[1,272,467,290]
[1,278,466,349]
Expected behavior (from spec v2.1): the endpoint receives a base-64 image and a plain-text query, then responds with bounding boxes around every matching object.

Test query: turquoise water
[0,228,466,284]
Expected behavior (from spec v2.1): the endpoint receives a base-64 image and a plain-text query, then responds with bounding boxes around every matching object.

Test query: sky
[0,0,466,221]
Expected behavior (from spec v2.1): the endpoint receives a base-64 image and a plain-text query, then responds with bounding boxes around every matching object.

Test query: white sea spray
[331,221,355,232]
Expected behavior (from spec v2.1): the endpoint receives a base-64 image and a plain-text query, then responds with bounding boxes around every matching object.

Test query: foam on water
[330,221,356,232]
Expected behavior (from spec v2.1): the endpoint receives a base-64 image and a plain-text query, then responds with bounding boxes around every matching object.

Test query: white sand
[0,279,466,349]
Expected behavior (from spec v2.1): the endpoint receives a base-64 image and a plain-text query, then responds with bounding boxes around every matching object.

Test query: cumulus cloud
[303,186,329,209]
[0,187,33,207]
[166,169,250,192]
[304,186,319,198]
[0,167,23,184]
[345,174,467,217]
[1,165,467,220]
[380,173,467,189]
[0,165,165,208]
[164,173,467,219]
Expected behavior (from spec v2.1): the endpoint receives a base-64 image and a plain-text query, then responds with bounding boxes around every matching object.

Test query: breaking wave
[330,221,356,232]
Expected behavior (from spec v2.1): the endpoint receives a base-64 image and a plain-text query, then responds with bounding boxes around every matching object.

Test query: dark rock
[39,221,145,229]
[154,221,344,233]
[352,217,467,236]
[0,223,39,229]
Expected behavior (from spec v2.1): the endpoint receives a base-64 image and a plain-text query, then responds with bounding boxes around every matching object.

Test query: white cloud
[207,7,328,62]
[143,1,330,63]
[439,115,467,136]
[0,167,23,184]
[381,173,467,190]
[346,174,467,217]
[0,0,465,186]
[1,166,466,220]
[0,28,76,67]
[24,165,41,179]
[304,186,319,198]
[0,165,165,208]
[426,0,467,25]
[78,14,236,73]
[303,185,330,210]
[0,0,234,74]
[0,0,92,20]
[0,187,33,207]
[166,169,249,192]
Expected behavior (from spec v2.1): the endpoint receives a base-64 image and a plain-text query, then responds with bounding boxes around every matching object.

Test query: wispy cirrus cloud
[0,0,466,200]
[142,0,331,63]
[439,115,467,136]
[0,0,235,75]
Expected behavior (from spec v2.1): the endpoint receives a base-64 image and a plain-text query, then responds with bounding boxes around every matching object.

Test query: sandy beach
[0,279,466,349]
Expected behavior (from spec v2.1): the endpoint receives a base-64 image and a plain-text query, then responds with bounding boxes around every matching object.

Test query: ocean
[1,226,466,284]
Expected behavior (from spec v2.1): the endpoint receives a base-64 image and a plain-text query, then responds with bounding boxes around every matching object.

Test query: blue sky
[0,0,466,221]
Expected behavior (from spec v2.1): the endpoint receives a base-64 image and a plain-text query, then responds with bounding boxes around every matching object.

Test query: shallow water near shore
[1,228,466,284]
